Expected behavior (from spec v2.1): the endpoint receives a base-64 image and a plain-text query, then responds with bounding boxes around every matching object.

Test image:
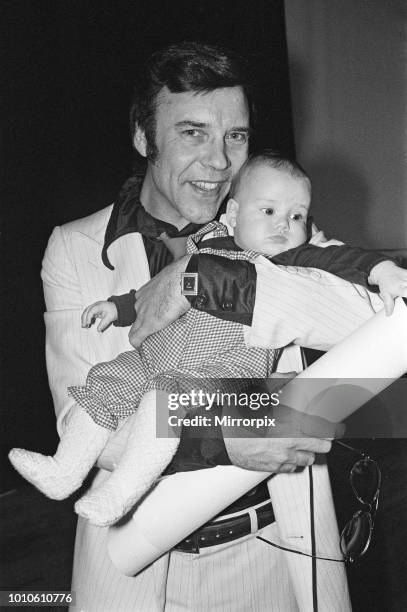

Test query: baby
[9,152,407,527]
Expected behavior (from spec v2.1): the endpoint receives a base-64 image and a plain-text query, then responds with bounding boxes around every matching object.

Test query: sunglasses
[337,440,381,562]
[257,440,381,564]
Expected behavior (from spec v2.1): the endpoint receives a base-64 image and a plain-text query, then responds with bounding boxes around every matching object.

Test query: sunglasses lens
[350,458,380,504]
[340,511,372,560]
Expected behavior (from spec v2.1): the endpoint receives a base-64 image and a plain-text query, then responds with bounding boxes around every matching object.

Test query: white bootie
[9,406,110,500]
[75,390,179,526]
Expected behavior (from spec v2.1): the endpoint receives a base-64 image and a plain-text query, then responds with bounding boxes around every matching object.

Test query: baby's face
[227,165,311,257]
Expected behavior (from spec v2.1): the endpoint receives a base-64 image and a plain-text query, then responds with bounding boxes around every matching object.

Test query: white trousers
[71,518,298,612]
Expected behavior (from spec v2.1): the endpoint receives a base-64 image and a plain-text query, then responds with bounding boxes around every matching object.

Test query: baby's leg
[75,389,179,526]
[8,406,110,500]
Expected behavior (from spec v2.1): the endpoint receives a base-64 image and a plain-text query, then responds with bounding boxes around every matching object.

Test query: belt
[174,501,275,553]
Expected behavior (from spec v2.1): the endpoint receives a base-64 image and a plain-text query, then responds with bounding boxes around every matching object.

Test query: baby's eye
[291,213,304,221]
[261,208,274,215]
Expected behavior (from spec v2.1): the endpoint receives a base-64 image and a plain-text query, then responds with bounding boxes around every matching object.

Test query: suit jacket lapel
[71,230,150,307]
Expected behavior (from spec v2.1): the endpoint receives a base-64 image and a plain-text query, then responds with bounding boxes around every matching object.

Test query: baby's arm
[271,243,394,287]
[82,300,118,332]
[271,243,406,314]
[82,289,137,332]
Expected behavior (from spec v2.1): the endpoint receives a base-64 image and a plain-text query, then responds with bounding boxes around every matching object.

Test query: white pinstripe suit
[42,205,381,611]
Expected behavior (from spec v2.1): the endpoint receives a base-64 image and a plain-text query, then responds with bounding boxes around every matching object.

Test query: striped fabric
[247,256,383,351]
[67,223,276,431]
[269,464,350,611]
[72,491,299,612]
[42,208,374,611]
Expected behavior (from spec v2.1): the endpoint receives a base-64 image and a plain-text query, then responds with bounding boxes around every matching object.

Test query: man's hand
[224,436,332,473]
[222,376,340,473]
[222,380,344,474]
[129,255,192,348]
[368,260,407,316]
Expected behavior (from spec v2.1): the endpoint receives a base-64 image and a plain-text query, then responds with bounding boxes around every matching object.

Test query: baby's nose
[274,216,289,233]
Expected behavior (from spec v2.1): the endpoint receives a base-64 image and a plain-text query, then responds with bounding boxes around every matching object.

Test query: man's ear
[133,125,147,157]
[225,198,239,228]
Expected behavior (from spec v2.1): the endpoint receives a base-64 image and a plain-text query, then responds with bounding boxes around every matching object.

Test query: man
[43,42,345,611]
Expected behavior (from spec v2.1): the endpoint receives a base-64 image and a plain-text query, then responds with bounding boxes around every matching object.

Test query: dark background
[2,0,294,491]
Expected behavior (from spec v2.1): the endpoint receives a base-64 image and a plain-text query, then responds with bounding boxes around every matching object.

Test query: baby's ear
[225,198,239,228]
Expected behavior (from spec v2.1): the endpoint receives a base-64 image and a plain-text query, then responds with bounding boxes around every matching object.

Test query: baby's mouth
[269,234,288,243]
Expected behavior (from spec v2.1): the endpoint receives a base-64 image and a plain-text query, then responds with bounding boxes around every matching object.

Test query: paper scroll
[107,298,407,576]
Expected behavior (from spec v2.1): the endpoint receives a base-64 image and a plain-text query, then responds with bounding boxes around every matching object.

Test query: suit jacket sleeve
[247,258,384,351]
[108,290,137,326]
[271,243,395,289]
[185,245,395,323]
[42,226,96,434]
[185,254,256,323]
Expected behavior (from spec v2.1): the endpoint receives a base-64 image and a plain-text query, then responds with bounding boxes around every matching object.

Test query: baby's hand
[82,301,118,332]
[368,260,407,316]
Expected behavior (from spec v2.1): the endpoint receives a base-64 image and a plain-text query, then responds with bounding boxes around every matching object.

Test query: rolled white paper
[279,297,407,421]
[107,465,266,576]
[108,298,407,576]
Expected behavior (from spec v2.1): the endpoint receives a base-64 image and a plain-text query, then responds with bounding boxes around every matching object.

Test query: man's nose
[202,139,231,171]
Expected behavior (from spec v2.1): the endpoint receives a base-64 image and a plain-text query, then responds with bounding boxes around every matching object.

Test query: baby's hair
[230,150,310,199]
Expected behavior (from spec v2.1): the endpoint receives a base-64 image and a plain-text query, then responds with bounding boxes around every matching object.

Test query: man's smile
[189,180,228,195]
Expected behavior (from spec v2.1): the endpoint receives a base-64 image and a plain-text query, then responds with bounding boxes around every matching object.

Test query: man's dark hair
[129,41,254,161]
[230,149,311,199]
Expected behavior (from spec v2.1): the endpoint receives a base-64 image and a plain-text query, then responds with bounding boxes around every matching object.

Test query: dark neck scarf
[102,174,206,269]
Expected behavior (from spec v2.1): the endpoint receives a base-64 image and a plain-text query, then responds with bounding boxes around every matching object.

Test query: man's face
[227,165,311,257]
[137,86,250,227]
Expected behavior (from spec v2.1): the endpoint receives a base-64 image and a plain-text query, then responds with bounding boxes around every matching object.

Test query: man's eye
[183,129,203,138]
[262,208,274,215]
[291,213,304,221]
[226,132,249,144]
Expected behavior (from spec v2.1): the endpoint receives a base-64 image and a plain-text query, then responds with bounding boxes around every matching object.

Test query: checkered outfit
[68,222,277,430]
